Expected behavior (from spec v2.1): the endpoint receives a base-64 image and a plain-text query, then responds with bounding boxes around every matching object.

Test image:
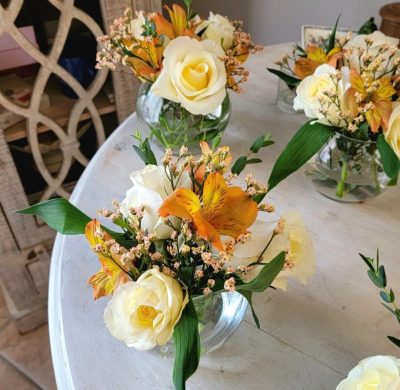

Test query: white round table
[49,43,400,389]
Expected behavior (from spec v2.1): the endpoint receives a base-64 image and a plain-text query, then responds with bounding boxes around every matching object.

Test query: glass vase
[153,291,248,358]
[136,82,231,154]
[276,78,298,114]
[306,132,390,202]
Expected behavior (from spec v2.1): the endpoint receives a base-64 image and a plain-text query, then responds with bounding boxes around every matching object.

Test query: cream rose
[197,12,235,51]
[344,31,400,77]
[129,10,146,41]
[120,165,190,239]
[337,355,400,390]
[104,267,188,350]
[230,211,315,291]
[293,64,350,126]
[386,104,400,159]
[151,36,227,115]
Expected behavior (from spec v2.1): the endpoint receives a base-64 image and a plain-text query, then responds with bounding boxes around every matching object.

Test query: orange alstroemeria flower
[343,70,395,132]
[85,220,130,299]
[159,172,258,251]
[294,46,342,79]
[154,4,196,39]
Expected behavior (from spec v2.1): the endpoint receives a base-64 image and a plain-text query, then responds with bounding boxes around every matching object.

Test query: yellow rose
[151,36,227,115]
[386,104,400,159]
[197,12,235,51]
[337,355,400,390]
[230,211,315,291]
[104,267,188,350]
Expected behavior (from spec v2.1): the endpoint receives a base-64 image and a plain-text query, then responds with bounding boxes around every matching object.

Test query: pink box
[0,26,38,71]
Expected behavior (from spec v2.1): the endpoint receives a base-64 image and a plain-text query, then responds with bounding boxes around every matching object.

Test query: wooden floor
[0,290,56,390]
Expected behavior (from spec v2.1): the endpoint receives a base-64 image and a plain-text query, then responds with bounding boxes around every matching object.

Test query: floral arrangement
[267,17,377,89]
[266,30,400,199]
[96,1,261,150]
[337,355,400,389]
[18,136,315,389]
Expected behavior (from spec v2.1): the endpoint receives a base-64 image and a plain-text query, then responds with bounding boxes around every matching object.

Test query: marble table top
[48,43,400,390]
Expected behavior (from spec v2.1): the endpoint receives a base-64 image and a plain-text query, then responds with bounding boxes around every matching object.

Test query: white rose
[120,165,190,239]
[293,64,350,126]
[129,10,146,41]
[230,211,315,291]
[196,12,235,51]
[344,31,400,77]
[151,36,227,115]
[104,267,188,350]
[386,104,400,159]
[337,355,400,390]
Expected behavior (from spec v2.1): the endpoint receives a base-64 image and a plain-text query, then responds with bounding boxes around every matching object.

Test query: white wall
[165,0,389,45]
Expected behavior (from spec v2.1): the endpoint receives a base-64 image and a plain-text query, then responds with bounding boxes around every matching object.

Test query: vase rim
[333,131,376,144]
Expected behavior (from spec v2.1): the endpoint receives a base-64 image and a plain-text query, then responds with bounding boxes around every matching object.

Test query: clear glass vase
[276,78,298,114]
[136,82,231,154]
[152,291,248,358]
[306,132,390,202]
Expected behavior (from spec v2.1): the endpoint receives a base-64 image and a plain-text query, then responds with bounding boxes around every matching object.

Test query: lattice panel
[0,0,108,201]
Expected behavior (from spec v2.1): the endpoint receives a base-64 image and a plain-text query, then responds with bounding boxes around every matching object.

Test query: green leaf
[173,297,200,390]
[377,134,400,180]
[250,133,274,153]
[267,68,300,88]
[379,265,387,288]
[16,198,91,235]
[212,133,222,149]
[236,252,285,293]
[247,158,262,164]
[358,17,378,34]
[382,303,397,317]
[368,269,384,289]
[380,291,392,303]
[325,15,340,53]
[133,137,157,166]
[231,156,248,175]
[388,336,400,349]
[359,253,375,272]
[238,290,260,329]
[268,121,333,191]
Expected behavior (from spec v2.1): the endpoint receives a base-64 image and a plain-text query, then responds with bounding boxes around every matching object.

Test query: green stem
[336,159,348,198]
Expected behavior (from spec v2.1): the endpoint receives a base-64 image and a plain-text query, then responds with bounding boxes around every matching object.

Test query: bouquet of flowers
[18,136,315,389]
[267,17,377,90]
[96,1,261,150]
[267,30,400,201]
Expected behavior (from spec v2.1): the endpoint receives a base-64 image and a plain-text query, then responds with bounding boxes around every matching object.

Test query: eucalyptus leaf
[388,336,400,349]
[380,291,392,304]
[377,134,400,180]
[173,297,200,390]
[267,68,300,88]
[358,17,378,34]
[250,133,274,153]
[236,252,285,293]
[359,253,375,272]
[231,156,248,175]
[368,269,384,289]
[268,121,333,191]
[247,158,263,164]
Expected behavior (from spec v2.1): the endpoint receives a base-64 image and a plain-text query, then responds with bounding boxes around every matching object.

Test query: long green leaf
[16,198,91,235]
[377,134,400,180]
[173,297,200,390]
[236,252,285,293]
[326,15,340,53]
[267,68,300,88]
[268,121,333,191]
[238,290,260,329]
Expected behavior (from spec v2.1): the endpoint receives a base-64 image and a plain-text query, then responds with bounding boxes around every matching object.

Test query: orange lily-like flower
[159,172,258,251]
[85,220,130,299]
[343,70,395,132]
[154,4,197,39]
[294,46,342,79]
